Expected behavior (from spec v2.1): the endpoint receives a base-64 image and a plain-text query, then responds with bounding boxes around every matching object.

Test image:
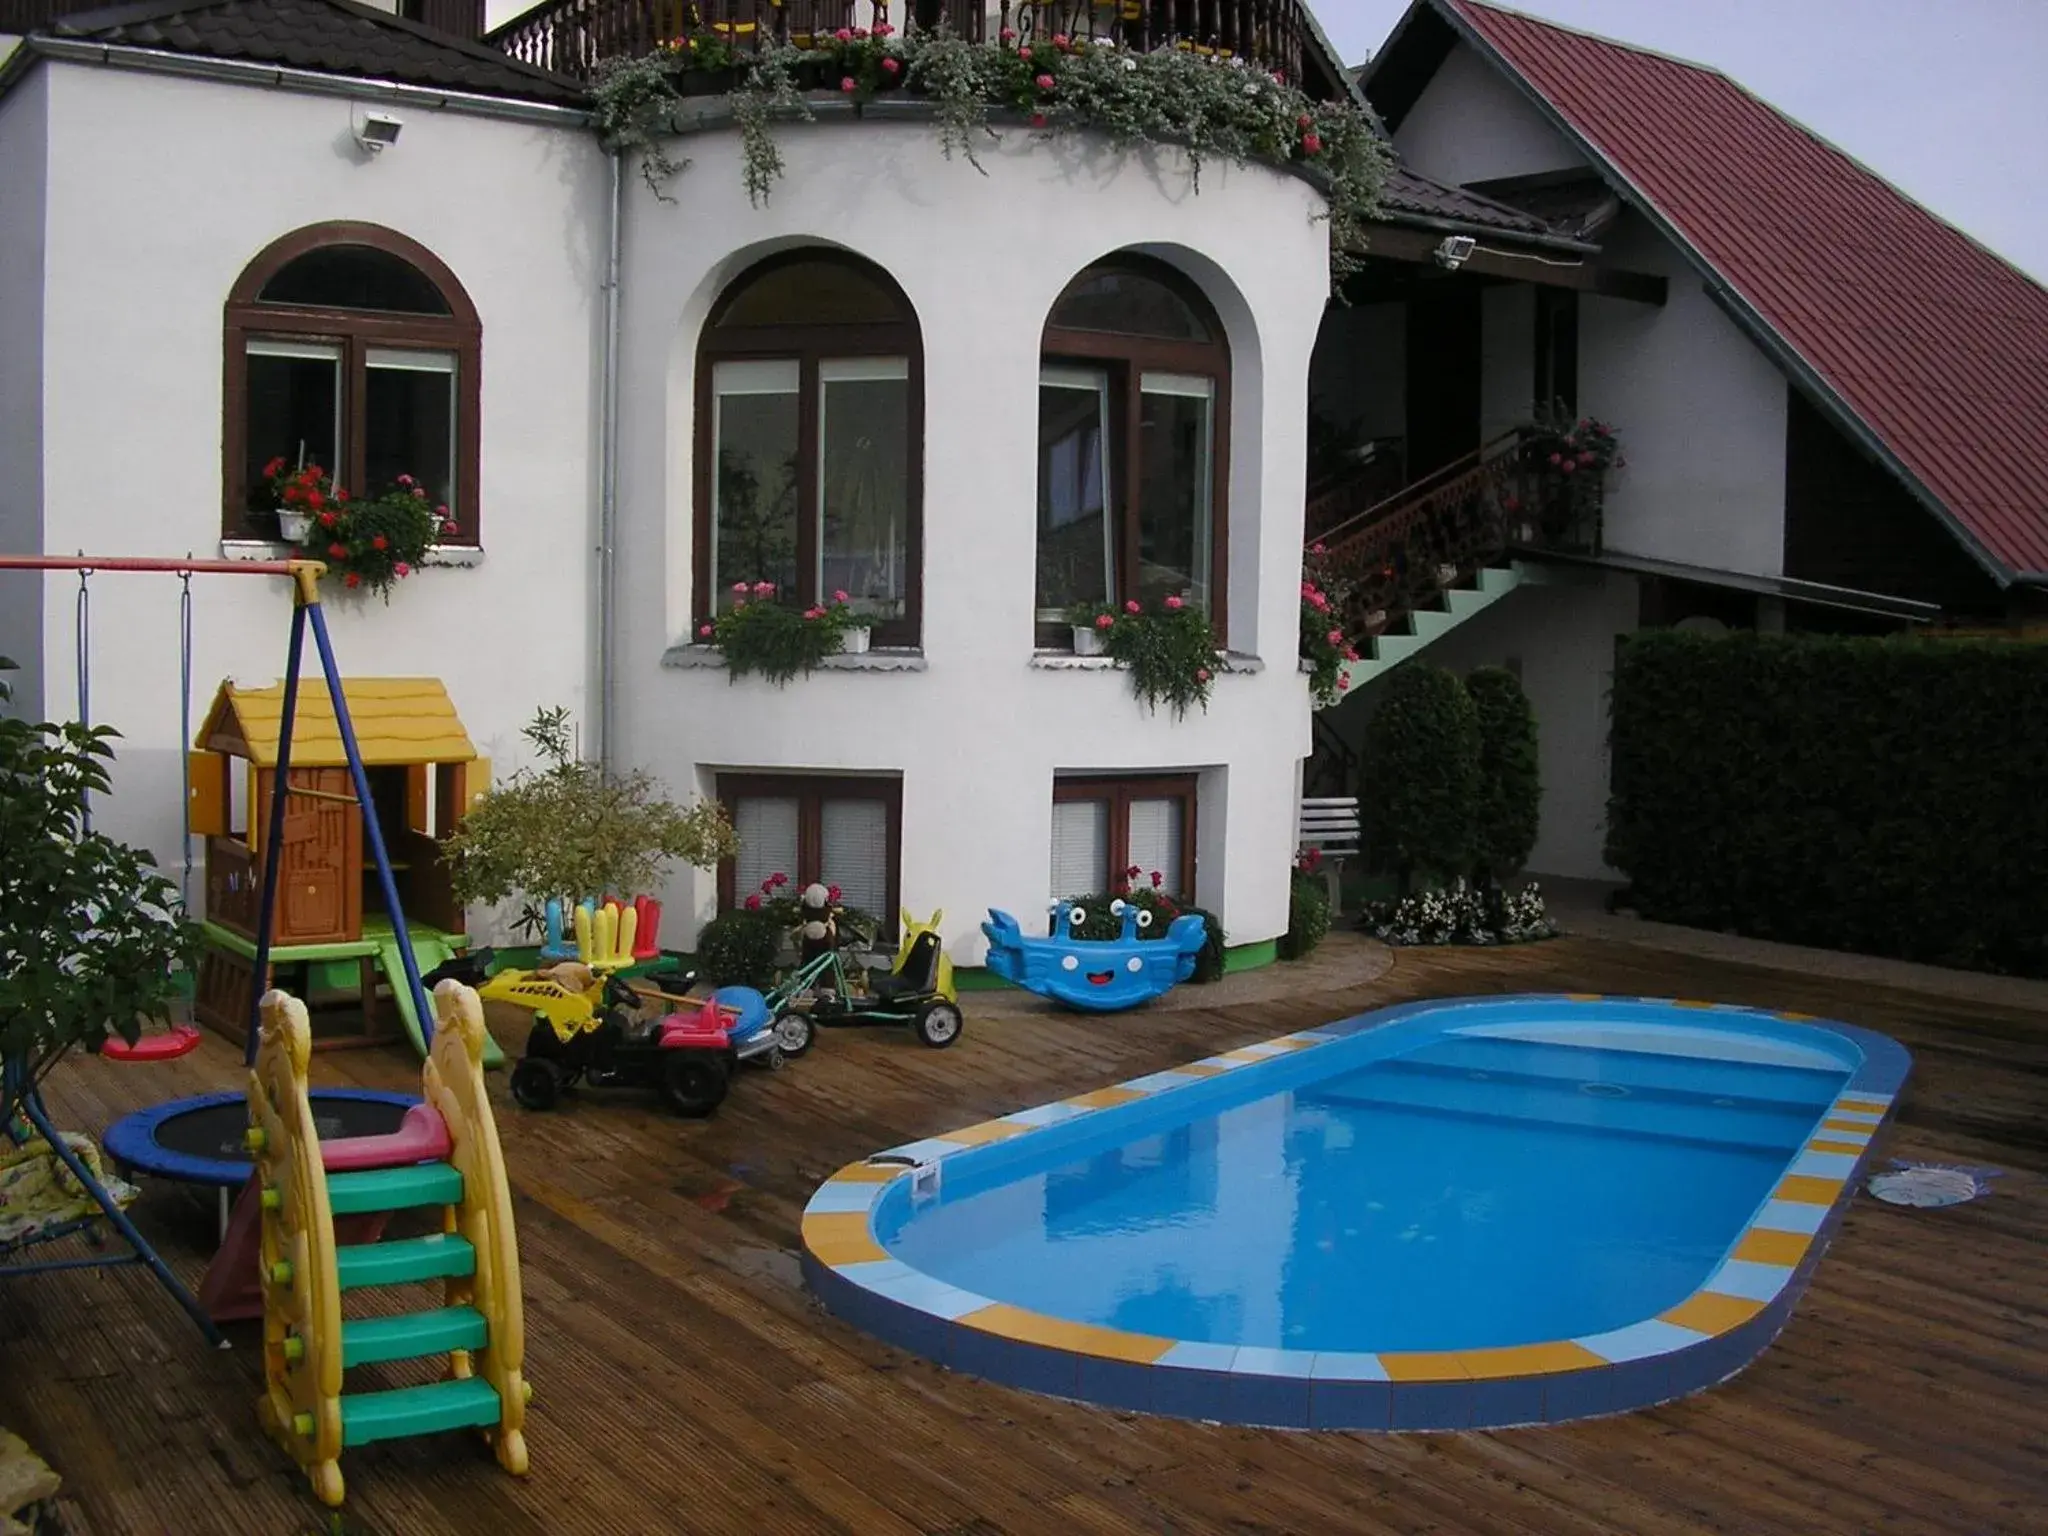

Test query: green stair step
[327,1161,463,1216]
[338,1376,501,1449]
[341,1306,489,1369]
[337,1233,475,1291]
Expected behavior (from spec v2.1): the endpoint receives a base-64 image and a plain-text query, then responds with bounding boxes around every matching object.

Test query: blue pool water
[875,1006,1854,1352]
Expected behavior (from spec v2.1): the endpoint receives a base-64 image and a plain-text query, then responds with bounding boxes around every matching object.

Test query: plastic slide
[377,935,504,1067]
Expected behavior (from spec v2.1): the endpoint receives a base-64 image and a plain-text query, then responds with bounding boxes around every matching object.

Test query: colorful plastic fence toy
[538,895,661,968]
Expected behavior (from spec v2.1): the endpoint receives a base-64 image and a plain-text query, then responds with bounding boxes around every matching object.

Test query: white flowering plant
[1358,879,1557,947]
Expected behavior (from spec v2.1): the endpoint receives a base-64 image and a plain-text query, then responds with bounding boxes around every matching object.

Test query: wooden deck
[5,935,2045,1536]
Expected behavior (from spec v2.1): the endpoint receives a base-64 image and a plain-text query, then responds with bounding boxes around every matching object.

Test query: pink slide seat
[318,1103,452,1173]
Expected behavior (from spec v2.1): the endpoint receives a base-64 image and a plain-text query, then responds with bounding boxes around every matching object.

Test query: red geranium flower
[327,542,347,558]
[371,534,388,551]
[1030,112,1047,129]
[1035,72,1055,90]
[393,562,410,578]
[744,893,761,911]
[305,490,325,510]
[344,572,361,589]
[1124,599,1140,614]
[840,76,857,93]
[263,456,286,478]
[1302,133,1323,155]
[319,511,336,528]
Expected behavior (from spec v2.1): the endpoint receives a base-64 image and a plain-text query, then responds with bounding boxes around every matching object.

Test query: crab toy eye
[1109,899,1126,915]
[1067,906,1088,927]
[1136,909,1154,929]
[1061,954,1079,971]
[1125,956,1142,972]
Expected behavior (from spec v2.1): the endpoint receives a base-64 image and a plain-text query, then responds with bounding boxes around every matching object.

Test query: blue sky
[1317,0,2048,281]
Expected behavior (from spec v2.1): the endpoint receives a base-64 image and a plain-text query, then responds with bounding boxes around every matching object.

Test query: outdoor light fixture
[1434,235,1477,270]
[354,112,404,153]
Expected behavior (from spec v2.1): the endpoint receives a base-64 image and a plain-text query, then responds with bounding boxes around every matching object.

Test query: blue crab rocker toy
[981,899,1208,1012]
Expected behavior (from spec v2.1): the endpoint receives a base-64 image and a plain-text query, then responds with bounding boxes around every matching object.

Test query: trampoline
[105,1089,421,1189]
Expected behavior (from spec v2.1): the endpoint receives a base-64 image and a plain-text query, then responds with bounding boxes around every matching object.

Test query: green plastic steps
[338,1376,501,1448]
[1332,562,1535,696]
[327,1162,463,1216]
[336,1233,475,1291]
[340,1306,488,1368]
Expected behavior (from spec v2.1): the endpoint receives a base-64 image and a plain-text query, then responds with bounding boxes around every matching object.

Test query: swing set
[0,554,443,1346]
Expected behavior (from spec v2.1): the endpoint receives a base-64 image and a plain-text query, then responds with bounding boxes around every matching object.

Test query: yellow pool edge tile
[1734,1227,1813,1266]
[830,1162,906,1184]
[1819,1118,1875,1137]
[937,1120,1031,1147]
[1808,1138,1866,1156]
[1458,1341,1607,1379]
[803,1211,888,1267]
[1836,1095,1889,1112]
[1378,1351,1472,1382]
[1175,1060,1230,1077]
[960,1302,1175,1364]
[1065,1085,1147,1110]
[1775,1173,1842,1204]
[1661,1291,1766,1336]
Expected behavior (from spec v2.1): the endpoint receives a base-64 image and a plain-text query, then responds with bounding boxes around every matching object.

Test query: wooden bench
[1297,796,1361,908]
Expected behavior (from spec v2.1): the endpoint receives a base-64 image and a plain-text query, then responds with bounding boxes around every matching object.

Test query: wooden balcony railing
[1312,429,1607,641]
[488,0,1315,89]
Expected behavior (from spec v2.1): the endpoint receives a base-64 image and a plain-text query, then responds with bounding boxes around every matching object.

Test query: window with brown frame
[223,222,481,542]
[716,773,903,938]
[1037,259,1230,648]
[1050,774,1198,901]
[695,253,924,648]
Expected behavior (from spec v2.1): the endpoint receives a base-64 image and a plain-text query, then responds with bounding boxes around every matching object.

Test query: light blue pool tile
[1231,1346,1317,1378]
[1121,1070,1204,1094]
[1752,1199,1827,1234]
[1157,1341,1239,1372]
[1706,1260,1794,1302]
[1576,1319,1708,1364]
[804,1182,887,1215]
[1790,1150,1860,1179]
[1288,1030,1342,1044]
[833,1258,915,1288]
[1310,1351,1390,1382]
[1000,1103,1084,1129]
[881,1138,967,1162]
[861,1271,990,1320]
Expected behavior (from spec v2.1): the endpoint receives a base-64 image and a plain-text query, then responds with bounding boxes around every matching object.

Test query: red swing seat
[100,1024,203,1063]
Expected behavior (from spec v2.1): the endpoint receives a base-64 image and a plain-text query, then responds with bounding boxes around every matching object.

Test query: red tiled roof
[1433,0,2048,580]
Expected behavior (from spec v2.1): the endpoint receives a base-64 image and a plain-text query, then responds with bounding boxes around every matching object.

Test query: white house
[2,0,2043,971]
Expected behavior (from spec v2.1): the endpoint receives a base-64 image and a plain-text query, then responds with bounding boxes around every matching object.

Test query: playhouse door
[273,768,361,945]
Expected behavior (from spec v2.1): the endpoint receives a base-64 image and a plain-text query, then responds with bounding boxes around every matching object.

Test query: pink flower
[771,872,788,887]
[852,26,868,38]
[1344,647,1359,662]
[1195,667,1211,682]
[833,589,849,602]
[1310,541,1326,555]
[1165,594,1184,610]
[1030,112,1048,129]
[873,22,893,36]
[1035,72,1055,90]
[1327,628,1344,646]
[1094,613,1113,630]
[698,622,713,638]
[1578,450,1596,465]
[441,519,458,535]
[394,561,411,577]
[1296,113,1312,129]
[1311,592,1329,612]
[1548,452,1563,466]
[1301,133,1323,156]
[1150,870,1162,888]
[804,605,826,619]
[412,487,427,499]
[1560,459,1576,474]
[1000,26,1015,41]
[827,884,841,902]
[1124,599,1140,614]
[1018,47,1032,60]
[744,894,761,910]
[1338,676,1350,691]
[841,76,857,93]
[1053,33,1069,46]
[397,473,415,487]
[732,581,750,594]
[753,580,775,595]
[881,56,900,75]
[834,26,851,39]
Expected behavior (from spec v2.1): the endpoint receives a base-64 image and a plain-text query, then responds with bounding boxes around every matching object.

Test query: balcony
[487,0,1347,97]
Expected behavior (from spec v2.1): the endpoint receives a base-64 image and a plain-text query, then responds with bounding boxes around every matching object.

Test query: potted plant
[440,706,738,940]
[287,473,448,602]
[0,657,200,1105]
[1064,595,1221,719]
[261,456,336,543]
[835,593,872,654]
[697,583,853,683]
[1064,599,1116,656]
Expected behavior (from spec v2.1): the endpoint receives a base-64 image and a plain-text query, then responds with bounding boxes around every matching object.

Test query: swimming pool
[801,995,1909,1430]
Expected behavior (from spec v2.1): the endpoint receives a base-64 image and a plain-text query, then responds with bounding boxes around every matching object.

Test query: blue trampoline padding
[103,1089,422,1187]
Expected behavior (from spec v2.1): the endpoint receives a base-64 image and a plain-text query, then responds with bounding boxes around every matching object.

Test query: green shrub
[1279,873,1331,961]
[693,909,785,988]
[1363,663,1482,887]
[1607,631,2048,976]
[1465,666,1541,884]
[1055,888,1225,983]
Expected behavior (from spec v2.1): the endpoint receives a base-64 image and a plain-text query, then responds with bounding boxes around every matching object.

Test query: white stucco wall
[27,62,606,889]
[1392,42,1584,188]
[1308,300,1403,442]
[613,120,1331,962]
[1581,212,1790,577]
[0,67,46,716]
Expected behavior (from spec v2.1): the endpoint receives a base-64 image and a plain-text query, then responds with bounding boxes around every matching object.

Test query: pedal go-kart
[768,909,963,1052]
[506,967,801,1118]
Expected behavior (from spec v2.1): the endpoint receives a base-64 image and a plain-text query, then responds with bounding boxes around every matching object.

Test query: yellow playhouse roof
[197,677,476,767]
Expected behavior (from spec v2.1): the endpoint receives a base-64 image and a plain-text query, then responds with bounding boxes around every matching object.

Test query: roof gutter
[1374,206,1601,256]
[1420,0,2018,590]
[5,37,591,126]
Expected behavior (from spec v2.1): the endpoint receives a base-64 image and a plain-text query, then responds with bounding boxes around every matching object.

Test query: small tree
[1465,666,1541,885]
[1362,662,1481,892]
[0,657,199,1097]
[440,707,739,938]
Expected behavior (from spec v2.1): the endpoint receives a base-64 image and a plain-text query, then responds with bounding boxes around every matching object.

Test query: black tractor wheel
[661,1051,730,1117]
[913,1001,964,1049]
[510,1057,565,1112]
[773,1011,815,1059]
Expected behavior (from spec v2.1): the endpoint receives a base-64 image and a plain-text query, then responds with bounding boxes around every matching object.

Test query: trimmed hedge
[695,909,784,988]
[1606,631,2048,977]
[1466,666,1540,883]
[1363,662,1482,886]
[1279,873,1332,960]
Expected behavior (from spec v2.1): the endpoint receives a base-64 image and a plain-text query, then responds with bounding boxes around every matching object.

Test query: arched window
[1037,258,1230,645]
[224,223,481,541]
[696,251,924,647]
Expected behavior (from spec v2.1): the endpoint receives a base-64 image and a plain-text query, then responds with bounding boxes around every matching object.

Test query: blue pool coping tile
[800,992,1913,1433]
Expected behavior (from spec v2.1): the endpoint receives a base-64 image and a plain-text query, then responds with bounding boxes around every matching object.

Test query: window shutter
[1051,798,1109,897]
[819,797,890,918]
[1126,796,1185,898]
[732,796,800,902]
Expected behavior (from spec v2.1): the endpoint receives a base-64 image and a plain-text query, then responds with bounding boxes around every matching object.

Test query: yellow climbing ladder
[248,981,529,1508]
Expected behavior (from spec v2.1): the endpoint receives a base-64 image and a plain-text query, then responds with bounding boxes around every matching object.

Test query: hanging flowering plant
[1299,542,1361,709]
[286,471,447,602]
[702,583,855,685]
[262,457,338,521]
[1064,593,1220,719]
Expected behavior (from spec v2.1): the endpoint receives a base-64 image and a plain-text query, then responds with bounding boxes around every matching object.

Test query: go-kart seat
[868,930,942,1001]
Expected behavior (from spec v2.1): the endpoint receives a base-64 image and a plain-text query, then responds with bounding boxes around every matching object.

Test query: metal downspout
[595,149,622,771]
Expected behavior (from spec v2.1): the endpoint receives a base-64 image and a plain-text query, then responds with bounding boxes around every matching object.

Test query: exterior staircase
[1340,562,1536,689]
